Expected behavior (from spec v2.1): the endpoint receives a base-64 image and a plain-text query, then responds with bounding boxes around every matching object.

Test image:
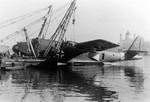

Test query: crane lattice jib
[38,5,52,39]
[43,0,76,57]
[48,1,75,56]
[56,5,76,51]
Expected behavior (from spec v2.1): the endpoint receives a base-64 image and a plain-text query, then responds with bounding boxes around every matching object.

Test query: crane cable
[1,28,42,46]
[0,3,70,30]
[38,3,70,38]
[25,16,45,29]
[0,3,71,45]
[0,6,48,29]
[0,13,63,44]
[43,0,76,57]
[0,3,71,43]
[0,23,43,44]
[0,16,45,42]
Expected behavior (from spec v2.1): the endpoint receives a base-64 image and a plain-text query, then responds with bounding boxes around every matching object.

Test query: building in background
[119,31,150,54]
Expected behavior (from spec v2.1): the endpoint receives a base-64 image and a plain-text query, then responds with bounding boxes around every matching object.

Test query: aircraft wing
[63,39,119,62]
[75,39,119,51]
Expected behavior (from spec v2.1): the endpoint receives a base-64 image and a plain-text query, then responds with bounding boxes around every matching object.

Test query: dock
[0,57,45,70]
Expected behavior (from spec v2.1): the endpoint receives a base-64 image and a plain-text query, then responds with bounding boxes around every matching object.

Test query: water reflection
[124,66,144,93]
[70,64,145,102]
[0,57,149,102]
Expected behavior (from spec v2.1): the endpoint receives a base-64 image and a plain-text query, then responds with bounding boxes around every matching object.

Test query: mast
[23,27,31,53]
[23,27,37,58]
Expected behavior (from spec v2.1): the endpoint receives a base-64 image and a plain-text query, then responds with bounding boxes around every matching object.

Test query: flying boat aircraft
[68,36,146,66]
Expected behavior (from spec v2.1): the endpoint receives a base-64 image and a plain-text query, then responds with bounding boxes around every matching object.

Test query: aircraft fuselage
[89,51,142,62]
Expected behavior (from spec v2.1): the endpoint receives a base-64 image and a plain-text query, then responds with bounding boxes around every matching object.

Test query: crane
[23,27,37,58]
[43,0,76,58]
[38,5,53,39]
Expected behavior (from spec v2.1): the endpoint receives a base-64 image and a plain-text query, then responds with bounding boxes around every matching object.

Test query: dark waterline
[0,56,150,102]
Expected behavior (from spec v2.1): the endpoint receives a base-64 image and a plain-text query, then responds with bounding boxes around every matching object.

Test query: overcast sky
[0,0,150,43]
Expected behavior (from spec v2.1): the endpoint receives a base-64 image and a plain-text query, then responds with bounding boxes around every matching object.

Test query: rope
[0,24,42,44]
[0,2,70,29]
[43,0,76,57]
[0,6,48,29]
[0,30,23,43]
[25,16,45,29]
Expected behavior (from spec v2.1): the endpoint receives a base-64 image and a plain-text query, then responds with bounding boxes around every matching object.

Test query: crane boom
[23,27,37,58]
[38,5,52,39]
[23,28,31,53]
[43,0,76,57]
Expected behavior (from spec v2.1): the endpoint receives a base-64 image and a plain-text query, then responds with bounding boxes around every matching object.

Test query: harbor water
[0,56,150,102]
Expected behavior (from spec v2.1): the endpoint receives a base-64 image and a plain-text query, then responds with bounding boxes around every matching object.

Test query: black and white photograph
[0,0,150,102]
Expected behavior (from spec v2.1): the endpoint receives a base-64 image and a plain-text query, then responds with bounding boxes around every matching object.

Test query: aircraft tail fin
[125,36,147,60]
[127,36,140,51]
